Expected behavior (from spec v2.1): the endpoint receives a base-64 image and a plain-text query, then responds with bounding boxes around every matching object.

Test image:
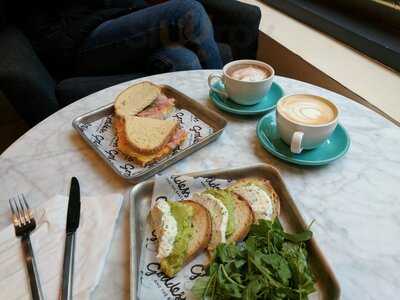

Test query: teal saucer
[256,111,350,166]
[209,81,284,115]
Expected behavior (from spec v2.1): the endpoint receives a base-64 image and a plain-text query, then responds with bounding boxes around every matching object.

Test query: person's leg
[147,45,201,74]
[77,0,222,75]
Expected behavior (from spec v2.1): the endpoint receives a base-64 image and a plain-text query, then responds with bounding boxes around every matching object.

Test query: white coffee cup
[276,94,339,154]
[208,60,275,105]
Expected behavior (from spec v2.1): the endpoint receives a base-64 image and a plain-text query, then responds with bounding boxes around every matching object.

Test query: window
[263,0,400,72]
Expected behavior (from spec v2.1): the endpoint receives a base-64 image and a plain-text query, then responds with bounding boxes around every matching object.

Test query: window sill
[240,0,400,123]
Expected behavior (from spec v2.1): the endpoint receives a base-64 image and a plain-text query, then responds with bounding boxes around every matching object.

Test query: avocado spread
[161,201,194,276]
[204,189,235,238]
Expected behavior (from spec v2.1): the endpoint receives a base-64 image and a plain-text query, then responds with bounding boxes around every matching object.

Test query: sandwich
[115,81,175,120]
[114,82,186,166]
[192,189,253,252]
[227,178,280,222]
[151,199,211,277]
[115,117,186,166]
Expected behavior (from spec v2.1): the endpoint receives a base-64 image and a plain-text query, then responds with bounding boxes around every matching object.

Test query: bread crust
[228,177,281,221]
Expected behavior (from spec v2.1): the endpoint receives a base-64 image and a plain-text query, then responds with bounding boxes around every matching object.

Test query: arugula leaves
[192,220,315,300]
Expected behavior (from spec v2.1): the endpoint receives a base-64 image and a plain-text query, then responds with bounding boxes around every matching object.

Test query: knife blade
[66,177,81,233]
[61,177,81,300]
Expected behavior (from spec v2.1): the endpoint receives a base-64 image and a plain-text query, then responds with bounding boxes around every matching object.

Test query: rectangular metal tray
[72,83,227,183]
[129,164,340,300]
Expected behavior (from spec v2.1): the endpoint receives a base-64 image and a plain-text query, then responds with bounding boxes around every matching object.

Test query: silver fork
[9,194,44,300]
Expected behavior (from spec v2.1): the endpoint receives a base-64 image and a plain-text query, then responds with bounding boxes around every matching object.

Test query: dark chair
[0,0,261,126]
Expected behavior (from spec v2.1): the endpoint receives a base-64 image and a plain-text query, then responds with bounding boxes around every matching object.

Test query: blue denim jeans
[77,0,222,75]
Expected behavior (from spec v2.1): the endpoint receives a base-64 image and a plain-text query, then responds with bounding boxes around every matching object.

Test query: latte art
[229,65,270,82]
[279,95,337,125]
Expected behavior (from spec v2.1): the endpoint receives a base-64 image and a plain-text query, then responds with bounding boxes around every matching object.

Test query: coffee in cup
[227,64,272,82]
[208,60,275,105]
[279,94,337,125]
[276,94,339,154]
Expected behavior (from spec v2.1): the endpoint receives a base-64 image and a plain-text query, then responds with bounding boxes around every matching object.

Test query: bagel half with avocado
[227,177,280,222]
[192,189,253,252]
[150,199,211,277]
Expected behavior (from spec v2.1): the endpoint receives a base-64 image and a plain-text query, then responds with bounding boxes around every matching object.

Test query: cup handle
[208,73,228,98]
[291,131,304,154]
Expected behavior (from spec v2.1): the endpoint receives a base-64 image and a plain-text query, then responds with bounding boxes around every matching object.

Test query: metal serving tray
[129,164,340,300]
[72,83,227,183]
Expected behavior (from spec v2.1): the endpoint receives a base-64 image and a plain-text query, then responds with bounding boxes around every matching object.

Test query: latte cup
[208,60,275,105]
[276,94,339,154]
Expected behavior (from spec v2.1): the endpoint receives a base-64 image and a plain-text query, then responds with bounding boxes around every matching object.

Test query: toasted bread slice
[193,190,253,253]
[228,177,280,222]
[124,116,178,154]
[115,81,161,118]
[192,193,229,251]
[182,200,212,263]
[115,118,186,166]
[155,200,211,277]
[227,193,254,243]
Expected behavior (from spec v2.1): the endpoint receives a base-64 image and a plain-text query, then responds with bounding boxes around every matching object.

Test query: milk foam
[279,95,336,125]
[229,66,269,82]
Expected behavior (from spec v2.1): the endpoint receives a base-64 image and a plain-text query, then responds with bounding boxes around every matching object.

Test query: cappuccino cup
[208,60,275,105]
[276,94,339,154]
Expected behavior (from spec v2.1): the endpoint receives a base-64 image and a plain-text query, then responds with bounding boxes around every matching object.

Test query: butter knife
[61,177,81,300]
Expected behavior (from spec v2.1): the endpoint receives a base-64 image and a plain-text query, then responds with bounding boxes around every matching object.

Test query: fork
[9,194,44,300]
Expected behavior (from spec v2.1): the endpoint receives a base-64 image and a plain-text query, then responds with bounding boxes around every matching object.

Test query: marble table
[0,70,399,299]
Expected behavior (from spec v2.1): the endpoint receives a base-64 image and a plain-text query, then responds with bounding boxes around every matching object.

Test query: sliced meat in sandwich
[137,94,176,119]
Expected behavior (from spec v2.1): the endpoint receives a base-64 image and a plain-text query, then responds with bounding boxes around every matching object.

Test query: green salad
[192,219,316,300]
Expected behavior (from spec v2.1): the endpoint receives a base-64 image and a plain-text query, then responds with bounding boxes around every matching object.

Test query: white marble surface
[0,70,399,299]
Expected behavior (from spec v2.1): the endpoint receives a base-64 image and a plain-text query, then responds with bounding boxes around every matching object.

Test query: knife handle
[22,234,45,300]
[61,233,75,300]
